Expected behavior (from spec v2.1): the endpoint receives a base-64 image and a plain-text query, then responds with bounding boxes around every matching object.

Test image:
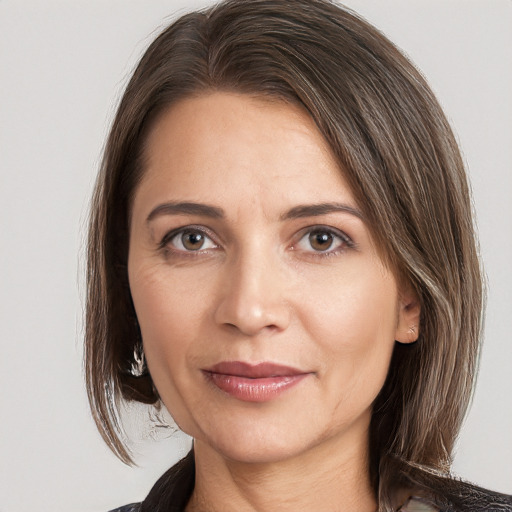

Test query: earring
[407,325,419,343]
[130,342,149,378]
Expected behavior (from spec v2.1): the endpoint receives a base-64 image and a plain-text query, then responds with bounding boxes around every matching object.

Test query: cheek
[300,266,399,390]
[129,257,214,338]
[128,258,223,398]
[301,263,399,343]
[129,264,198,375]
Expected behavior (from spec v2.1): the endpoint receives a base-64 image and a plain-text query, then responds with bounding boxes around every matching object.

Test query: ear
[395,286,421,344]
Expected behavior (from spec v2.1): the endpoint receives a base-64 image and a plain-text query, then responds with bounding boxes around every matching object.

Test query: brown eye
[166,227,217,253]
[295,226,353,255]
[182,231,205,251]
[309,231,334,251]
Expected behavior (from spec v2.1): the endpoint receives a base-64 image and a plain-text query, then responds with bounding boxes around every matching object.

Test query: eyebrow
[281,203,364,221]
[146,201,364,223]
[146,202,224,223]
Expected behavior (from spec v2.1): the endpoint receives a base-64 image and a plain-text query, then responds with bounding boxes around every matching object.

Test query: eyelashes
[159,225,219,254]
[293,227,355,254]
[159,224,355,258]
[161,227,218,252]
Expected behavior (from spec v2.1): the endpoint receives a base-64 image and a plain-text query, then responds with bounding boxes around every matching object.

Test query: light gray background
[0,1,511,511]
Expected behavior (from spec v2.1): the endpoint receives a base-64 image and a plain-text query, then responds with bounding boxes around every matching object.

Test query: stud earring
[407,325,419,343]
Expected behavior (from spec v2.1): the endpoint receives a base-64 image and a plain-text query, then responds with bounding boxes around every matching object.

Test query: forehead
[136,91,357,213]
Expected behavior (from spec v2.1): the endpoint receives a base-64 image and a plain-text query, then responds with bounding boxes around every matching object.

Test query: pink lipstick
[203,361,309,402]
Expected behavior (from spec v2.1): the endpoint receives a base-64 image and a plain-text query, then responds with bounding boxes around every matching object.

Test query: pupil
[309,231,333,251]
[183,232,204,250]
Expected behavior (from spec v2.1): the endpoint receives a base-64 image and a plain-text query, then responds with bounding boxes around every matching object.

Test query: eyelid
[159,225,219,252]
[292,225,355,253]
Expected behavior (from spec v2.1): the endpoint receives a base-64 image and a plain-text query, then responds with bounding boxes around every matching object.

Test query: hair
[85,0,484,510]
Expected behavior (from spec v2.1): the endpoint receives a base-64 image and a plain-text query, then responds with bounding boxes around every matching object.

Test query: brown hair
[85,0,483,508]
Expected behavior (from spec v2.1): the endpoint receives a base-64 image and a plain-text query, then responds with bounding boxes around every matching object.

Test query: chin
[178,413,304,464]
[190,415,338,466]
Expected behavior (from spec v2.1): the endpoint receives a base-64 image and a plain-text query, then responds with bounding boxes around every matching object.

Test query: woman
[85,1,512,511]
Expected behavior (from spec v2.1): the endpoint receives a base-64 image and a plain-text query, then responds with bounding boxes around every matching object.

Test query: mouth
[202,361,311,402]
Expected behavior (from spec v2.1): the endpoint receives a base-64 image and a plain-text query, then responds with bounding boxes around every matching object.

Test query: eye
[295,227,353,254]
[164,227,217,252]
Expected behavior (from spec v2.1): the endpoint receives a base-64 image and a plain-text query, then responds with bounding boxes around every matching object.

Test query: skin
[128,92,420,512]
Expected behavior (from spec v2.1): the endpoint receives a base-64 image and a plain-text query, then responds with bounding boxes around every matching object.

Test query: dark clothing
[110,506,140,512]
[109,451,512,512]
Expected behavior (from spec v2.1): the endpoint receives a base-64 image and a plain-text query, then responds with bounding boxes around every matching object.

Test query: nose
[213,249,291,337]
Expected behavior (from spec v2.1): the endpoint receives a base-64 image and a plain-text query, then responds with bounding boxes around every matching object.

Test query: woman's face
[128,92,418,464]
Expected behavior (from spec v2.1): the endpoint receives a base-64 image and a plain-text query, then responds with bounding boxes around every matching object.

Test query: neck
[186,425,376,512]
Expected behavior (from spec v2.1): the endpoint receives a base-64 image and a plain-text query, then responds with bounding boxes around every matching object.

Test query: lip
[203,361,311,402]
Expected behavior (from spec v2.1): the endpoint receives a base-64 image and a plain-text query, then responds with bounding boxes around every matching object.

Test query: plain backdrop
[0,1,511,511]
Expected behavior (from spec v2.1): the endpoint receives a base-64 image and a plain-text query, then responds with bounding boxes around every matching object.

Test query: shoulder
[396,462,512,512]
[448,482,512,511]
[420,481,512,512]
[398,482,512,512]
[108,504,141,512]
